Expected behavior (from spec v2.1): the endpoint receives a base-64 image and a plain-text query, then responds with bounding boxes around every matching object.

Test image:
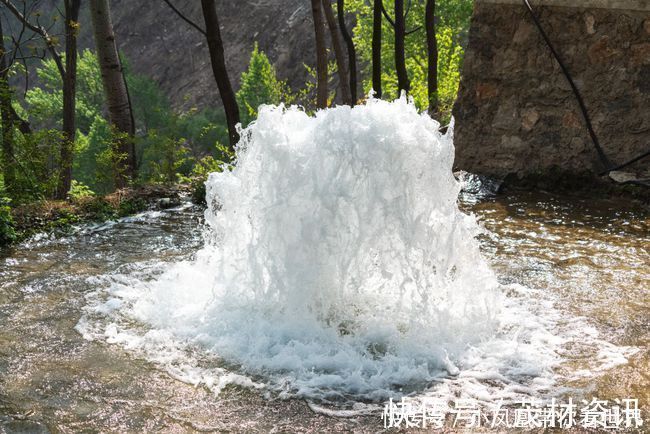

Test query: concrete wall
[453,0,650,180]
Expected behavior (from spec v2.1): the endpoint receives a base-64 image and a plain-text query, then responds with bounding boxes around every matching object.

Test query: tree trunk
[394,0,409,95]
[0,18,16,196]
[336,0,357,105]
[311,0,329,109]
[90,0,136,187]
[321,0,351,105]
[200,0,240,151]
[425,0,438,117]
[372,0,382,98]
[56,0,81,200]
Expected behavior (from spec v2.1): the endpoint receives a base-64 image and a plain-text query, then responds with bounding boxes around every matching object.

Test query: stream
[0,192,647,432]
[1,100,649,432]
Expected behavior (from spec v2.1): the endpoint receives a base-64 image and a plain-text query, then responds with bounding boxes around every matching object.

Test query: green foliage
[345,0,472,121]
[23,50,114,194]
[73,196,117,222]
[0,196,16,246]
[237,43,288,126]
[68,180,95,201]
[137,132,191,184]
[298,60,337,112]
[13,50,232,196]
[127,70,231,183]
[10,128,65,201]
[3,2,472,215]
[182,155,226,204]
[25,50,104,132]
[127,72,173,134]
[117,197,147,217]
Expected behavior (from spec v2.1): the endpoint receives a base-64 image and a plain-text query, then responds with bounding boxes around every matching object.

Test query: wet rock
[157,197,181,210]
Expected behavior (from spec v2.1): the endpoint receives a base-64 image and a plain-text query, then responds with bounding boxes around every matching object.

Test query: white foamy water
[76,97,634,406]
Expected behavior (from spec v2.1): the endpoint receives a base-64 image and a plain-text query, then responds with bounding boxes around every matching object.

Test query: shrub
[183,155,227,205]
[0,196,16,246]
[68,180,96,202]
[237,43,288,126]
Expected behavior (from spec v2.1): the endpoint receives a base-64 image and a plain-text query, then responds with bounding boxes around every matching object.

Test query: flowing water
[0,99,648,432]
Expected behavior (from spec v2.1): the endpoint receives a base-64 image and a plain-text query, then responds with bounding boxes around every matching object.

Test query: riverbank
[1,184,190,248]
[499,168,650,208]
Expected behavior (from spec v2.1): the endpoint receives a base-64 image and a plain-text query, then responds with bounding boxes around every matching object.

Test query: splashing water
[76,97,634,405]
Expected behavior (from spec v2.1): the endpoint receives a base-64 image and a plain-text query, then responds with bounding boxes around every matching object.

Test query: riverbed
[0,192,648,432]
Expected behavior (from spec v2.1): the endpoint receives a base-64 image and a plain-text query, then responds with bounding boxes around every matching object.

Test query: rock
[584,13,596,35]
[157,197,181,210]
[474,82,499,102]
[562,111,582,130]
[569,137,586,154]
[453,2,650,181]
[512,21,535,44]
[500,135,525,151]
[521,108,540,131]
[609,171,640,184]
[15,0,318,111]
[492,98,519,131]
[630,43,650,66]
[587,36,620,64]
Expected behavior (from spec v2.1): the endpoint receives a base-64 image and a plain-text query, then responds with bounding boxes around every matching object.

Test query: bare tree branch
[404,0,412,19]
[0,0,65,78]
[379,0,395,28]
[405,25,422,35]
[162,0,206,36]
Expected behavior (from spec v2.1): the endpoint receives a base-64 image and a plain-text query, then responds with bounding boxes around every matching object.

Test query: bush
[117,197,147,217]
[237,43,288,126]
[0,196,17,246]
[183,155,227,205]
[68,180,96,201]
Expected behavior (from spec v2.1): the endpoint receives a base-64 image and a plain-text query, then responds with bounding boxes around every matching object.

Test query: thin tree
[425,0,438,116]
[311,0,328,109]
[162,0,240,150]
[90,0,137,187]
[380,0,421,97]
[321,0,351,105]
[372,0,382,98]
[393,0,409,94]
[1,0,80,199]
[336,0,357,105]
[200,0,240,150]
[58,0,81,199]
[0,17,16,196]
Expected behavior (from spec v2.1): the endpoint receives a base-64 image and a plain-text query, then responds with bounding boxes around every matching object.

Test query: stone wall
[453,0,650,181]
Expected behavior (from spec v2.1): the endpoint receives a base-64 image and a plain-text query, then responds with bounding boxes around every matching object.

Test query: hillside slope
[90,0,317,111]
